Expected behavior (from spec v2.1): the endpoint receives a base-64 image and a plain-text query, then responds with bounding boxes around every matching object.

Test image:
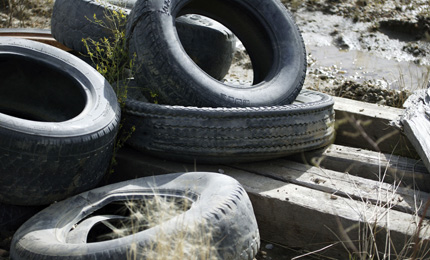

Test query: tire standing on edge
[11,172,260,260]
[123,85,335,164]
[126,0,307,107]
[0,37,120,206]
[51,0,236,80]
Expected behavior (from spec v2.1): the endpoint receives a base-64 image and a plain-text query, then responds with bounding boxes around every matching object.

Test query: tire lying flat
[0,37,120,206]
[51,0,235,80]
[11,172,260,260]
[126,0,306,107]
[123,86,335,164]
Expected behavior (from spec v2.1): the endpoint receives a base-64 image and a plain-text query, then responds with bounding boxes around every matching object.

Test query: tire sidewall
[11,172,258,259]
[127,0,306,107]
[0,37,119,139]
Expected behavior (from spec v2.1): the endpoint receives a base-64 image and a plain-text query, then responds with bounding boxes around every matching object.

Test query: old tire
[0,203,45,232]
[11,172,260,260]
[123,85,335,164]
[126,0,306,107]
[51,0,235,80]
[0,37,120,206]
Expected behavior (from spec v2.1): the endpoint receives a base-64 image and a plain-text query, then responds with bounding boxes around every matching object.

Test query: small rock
[265,244,274,250]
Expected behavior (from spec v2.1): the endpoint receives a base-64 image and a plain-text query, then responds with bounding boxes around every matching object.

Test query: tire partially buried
[51,0,235,80]
[124,85,335,164]
[0,37,120,206]
[126,0,307,107]
[11,172,260,260]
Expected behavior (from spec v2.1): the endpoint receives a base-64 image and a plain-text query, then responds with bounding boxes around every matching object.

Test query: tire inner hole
[76,196,193,243]
[0,54,86,122]
[176,14,254,87]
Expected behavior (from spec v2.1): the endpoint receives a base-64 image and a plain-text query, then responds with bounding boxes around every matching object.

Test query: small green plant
[81,2,136,175]
[81,6,132,108]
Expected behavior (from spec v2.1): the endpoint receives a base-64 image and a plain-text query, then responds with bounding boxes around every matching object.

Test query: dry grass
[0,0,53,28]
[83,194,220,260]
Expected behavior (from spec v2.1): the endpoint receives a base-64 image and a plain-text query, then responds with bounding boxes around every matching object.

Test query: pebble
[265,244,274,250]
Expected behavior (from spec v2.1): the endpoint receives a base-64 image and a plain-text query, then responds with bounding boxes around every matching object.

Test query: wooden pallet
[113,97,430,259]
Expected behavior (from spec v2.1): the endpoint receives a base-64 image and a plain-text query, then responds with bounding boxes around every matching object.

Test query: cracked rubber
[11,172,260,260]
[51,0,235,80]
[123,86,335,164]
[126,0,306,107]
[0,38,120,206]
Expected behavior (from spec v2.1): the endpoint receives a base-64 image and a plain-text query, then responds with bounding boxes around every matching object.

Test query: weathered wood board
[401,89,430,176]
[113,146,430,259]
[0,29,71,51]
[333,97,417,158]
[290,144,430,192]
[110,96,430,259]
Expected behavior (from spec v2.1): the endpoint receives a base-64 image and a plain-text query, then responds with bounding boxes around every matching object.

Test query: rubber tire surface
[51,0,235,80]
[11,172,260,260]
[0,203,45,232]
[0,37,120,206]
[126,0,306,107]
[123,86,335,164]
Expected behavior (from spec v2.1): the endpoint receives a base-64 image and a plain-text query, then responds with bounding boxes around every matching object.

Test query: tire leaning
[51,0,235,80]
[126,0,306,107]
[0,37,120,206]
[11,172,260,260]
[123,85,335,164]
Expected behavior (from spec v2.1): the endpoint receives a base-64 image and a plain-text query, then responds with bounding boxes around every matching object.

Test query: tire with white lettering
[11,172,260,260]
[0,38,120,206]
[123,85,335,164]
[51,0,235,80]
[126,0,306,107]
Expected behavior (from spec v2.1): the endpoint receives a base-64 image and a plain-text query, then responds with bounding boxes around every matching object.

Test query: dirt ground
[2,0,429,108]
[0,0,429,259]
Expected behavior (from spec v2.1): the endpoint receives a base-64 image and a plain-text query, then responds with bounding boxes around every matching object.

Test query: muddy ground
[2,0,430,108]
[0,0,429,259]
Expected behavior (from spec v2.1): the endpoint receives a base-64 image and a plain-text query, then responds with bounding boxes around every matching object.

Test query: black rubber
[0,37,120,206]
[11,172,260,260]
[51,0,235,80]
[123,85,335,164]
[0,203,45,232]
[126,0,306,107]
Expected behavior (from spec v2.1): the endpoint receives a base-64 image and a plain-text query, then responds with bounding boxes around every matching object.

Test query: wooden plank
[403,114,430,175]
[401,89,430,175]
[230,159,430,218]
[333,97,417,157]
[289,144,430,192]
[0,29,72,51]
[112,148,430,259]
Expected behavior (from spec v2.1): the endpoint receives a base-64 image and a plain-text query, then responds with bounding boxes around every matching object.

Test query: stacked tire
[123,0,335,163]
[51,0,236,81]
[5,0,337,259]
[0,37,120,231]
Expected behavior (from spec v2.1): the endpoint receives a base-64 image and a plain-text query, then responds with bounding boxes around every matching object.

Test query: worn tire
[51,0,235,80]
[123,85,335,164]
[0,203,45,232]
[0,38,120,206]
[11,172,260,260]
[126,0,306,107]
